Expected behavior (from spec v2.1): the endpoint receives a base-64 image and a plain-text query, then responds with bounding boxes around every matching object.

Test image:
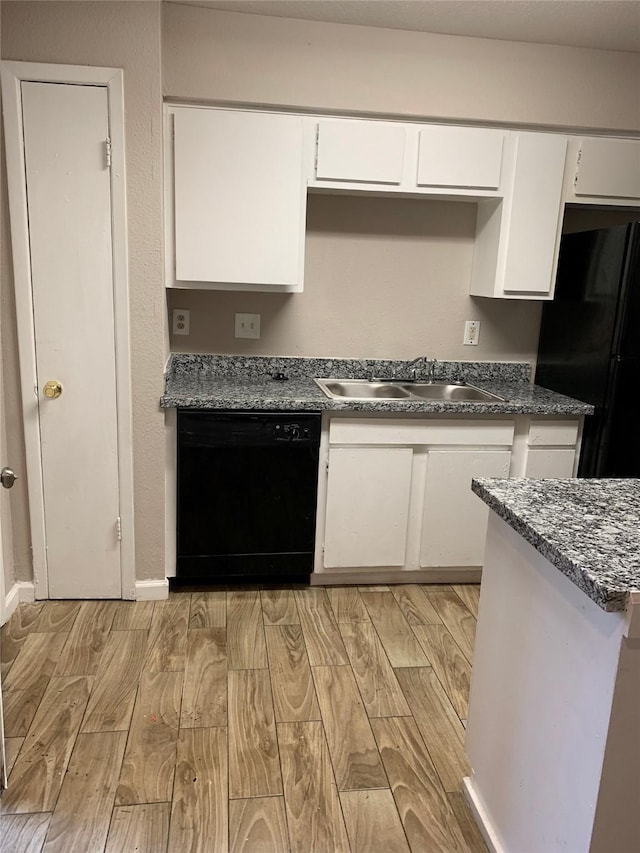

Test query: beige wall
[163,3,640,132]
[1,0,165,583]
[163,4,640,363]
[169,194,542,360]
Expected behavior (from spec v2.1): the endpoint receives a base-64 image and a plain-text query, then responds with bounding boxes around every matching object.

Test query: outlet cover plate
[173,309,190,336]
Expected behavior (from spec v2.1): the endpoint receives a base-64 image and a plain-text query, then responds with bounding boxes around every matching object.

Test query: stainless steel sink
[314,378,505,403]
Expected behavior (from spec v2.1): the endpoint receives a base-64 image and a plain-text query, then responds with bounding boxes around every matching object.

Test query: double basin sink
[314,378,505,403]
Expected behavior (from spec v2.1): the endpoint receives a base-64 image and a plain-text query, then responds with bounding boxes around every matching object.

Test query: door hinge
[314,126,319,171]
[574,147,582,187]
[105,137,112,168]
[116,516,122,541]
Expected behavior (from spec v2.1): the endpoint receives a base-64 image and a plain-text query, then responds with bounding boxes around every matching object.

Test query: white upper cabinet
[168,107,307,291]
[416,125,505,190]
[471,132,568,299]
[315,119,406,185]
[570,137,640,202]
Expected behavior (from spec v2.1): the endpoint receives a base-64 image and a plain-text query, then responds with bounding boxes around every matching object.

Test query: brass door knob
[43,380,63,399]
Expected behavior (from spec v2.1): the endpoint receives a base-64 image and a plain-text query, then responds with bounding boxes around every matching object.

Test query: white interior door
[20,81,121,599]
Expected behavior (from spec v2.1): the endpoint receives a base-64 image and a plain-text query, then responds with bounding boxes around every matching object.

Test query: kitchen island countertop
[472,477,640,612]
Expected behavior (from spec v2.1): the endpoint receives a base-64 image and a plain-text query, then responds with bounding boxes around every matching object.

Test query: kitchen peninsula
[466,478,640,853]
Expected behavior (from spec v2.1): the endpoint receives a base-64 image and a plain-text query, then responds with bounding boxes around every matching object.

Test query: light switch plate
[173,309,190,336]
[235,312,261,339]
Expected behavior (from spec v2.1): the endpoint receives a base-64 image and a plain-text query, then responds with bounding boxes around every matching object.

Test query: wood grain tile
[265,624,320,722]
[261,587,299,626]
[3,631,69,689]
[1,676,93,814]
[115,671,183,805]
[451,584,481,619]
[32,601,80,633]
[360,592,429,667]
[340,788,410,853]
[391,584,442,626]
[371,715,467,852]
[3,632,68,731]
[181,627,227,728]
[422,586,477,664]
[42,731,128,852]
[278,720,350,853]
[311,665,386,791]
[0,813,51,853]
[326,586,371,623]
[105,804,170,853]
[189,590,226,628]
[143,599,190,672]
[412,624,472,719]
[81,629,148,733]
[294,589,348,666]
[0,603,45,679]
[395,667,470,793]
[168,727,228,853]
[111,600,155,631]
[358,585,389,592]
[339,622,411,718]
[2,687,43,738]
[227,591,267,670]
[229,797,289,853]
[54,601,117,676]
[448,792,488,851]
[4,737,24,777]
[228,669,282,799]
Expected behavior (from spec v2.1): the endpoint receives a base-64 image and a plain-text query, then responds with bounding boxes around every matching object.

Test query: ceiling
[169,0,640,53]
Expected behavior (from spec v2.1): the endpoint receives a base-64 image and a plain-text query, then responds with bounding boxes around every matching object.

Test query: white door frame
[1,61,136,599]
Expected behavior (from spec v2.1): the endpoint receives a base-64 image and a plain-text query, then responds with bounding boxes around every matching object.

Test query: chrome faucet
[390,355,430,381]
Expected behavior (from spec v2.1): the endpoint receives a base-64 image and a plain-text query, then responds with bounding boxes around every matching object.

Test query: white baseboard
[2,581,36,626]
[135,578,169,601]
[463,776,503,853]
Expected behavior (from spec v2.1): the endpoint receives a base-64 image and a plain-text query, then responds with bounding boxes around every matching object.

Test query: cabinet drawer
[329,418,514,446]
[527,420,579,447]
[525,449,576,478]
[417,125,505,190]
[316,120,406,184]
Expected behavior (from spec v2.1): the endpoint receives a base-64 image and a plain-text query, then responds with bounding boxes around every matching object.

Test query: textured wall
[1,0,165,583]
[163,3,640,131]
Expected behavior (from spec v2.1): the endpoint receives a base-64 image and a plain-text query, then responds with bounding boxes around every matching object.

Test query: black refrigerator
[535,222,640,478]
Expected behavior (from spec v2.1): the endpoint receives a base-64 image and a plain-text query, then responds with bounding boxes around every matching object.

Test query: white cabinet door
[323,446,413,568]
[471,132,568,298]
[172,108,305,288]
[417,125,505,190]
[420,449,511,567]
[573,137,640,200]
[315,120,406,185]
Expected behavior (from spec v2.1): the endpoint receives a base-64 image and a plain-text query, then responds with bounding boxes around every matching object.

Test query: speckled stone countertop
[472,478,640,612]
[161,354,593,416]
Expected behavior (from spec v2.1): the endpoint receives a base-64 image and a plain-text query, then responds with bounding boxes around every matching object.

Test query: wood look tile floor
[0,584,486,853]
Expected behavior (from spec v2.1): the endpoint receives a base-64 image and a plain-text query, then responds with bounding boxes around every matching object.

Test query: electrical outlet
[464,320,480,346]
[173,309,190,336]
[235,312,261,339]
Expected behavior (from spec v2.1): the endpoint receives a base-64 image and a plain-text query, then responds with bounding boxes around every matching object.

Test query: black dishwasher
[176,409,322,585]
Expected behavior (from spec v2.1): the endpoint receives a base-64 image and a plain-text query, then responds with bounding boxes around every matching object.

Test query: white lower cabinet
[420,449,511,567]
[323,447,413,568]
[315,414,582,582]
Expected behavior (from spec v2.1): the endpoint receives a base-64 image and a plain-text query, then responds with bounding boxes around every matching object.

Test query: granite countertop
[472,477,640,612]
[161,354,594,416]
